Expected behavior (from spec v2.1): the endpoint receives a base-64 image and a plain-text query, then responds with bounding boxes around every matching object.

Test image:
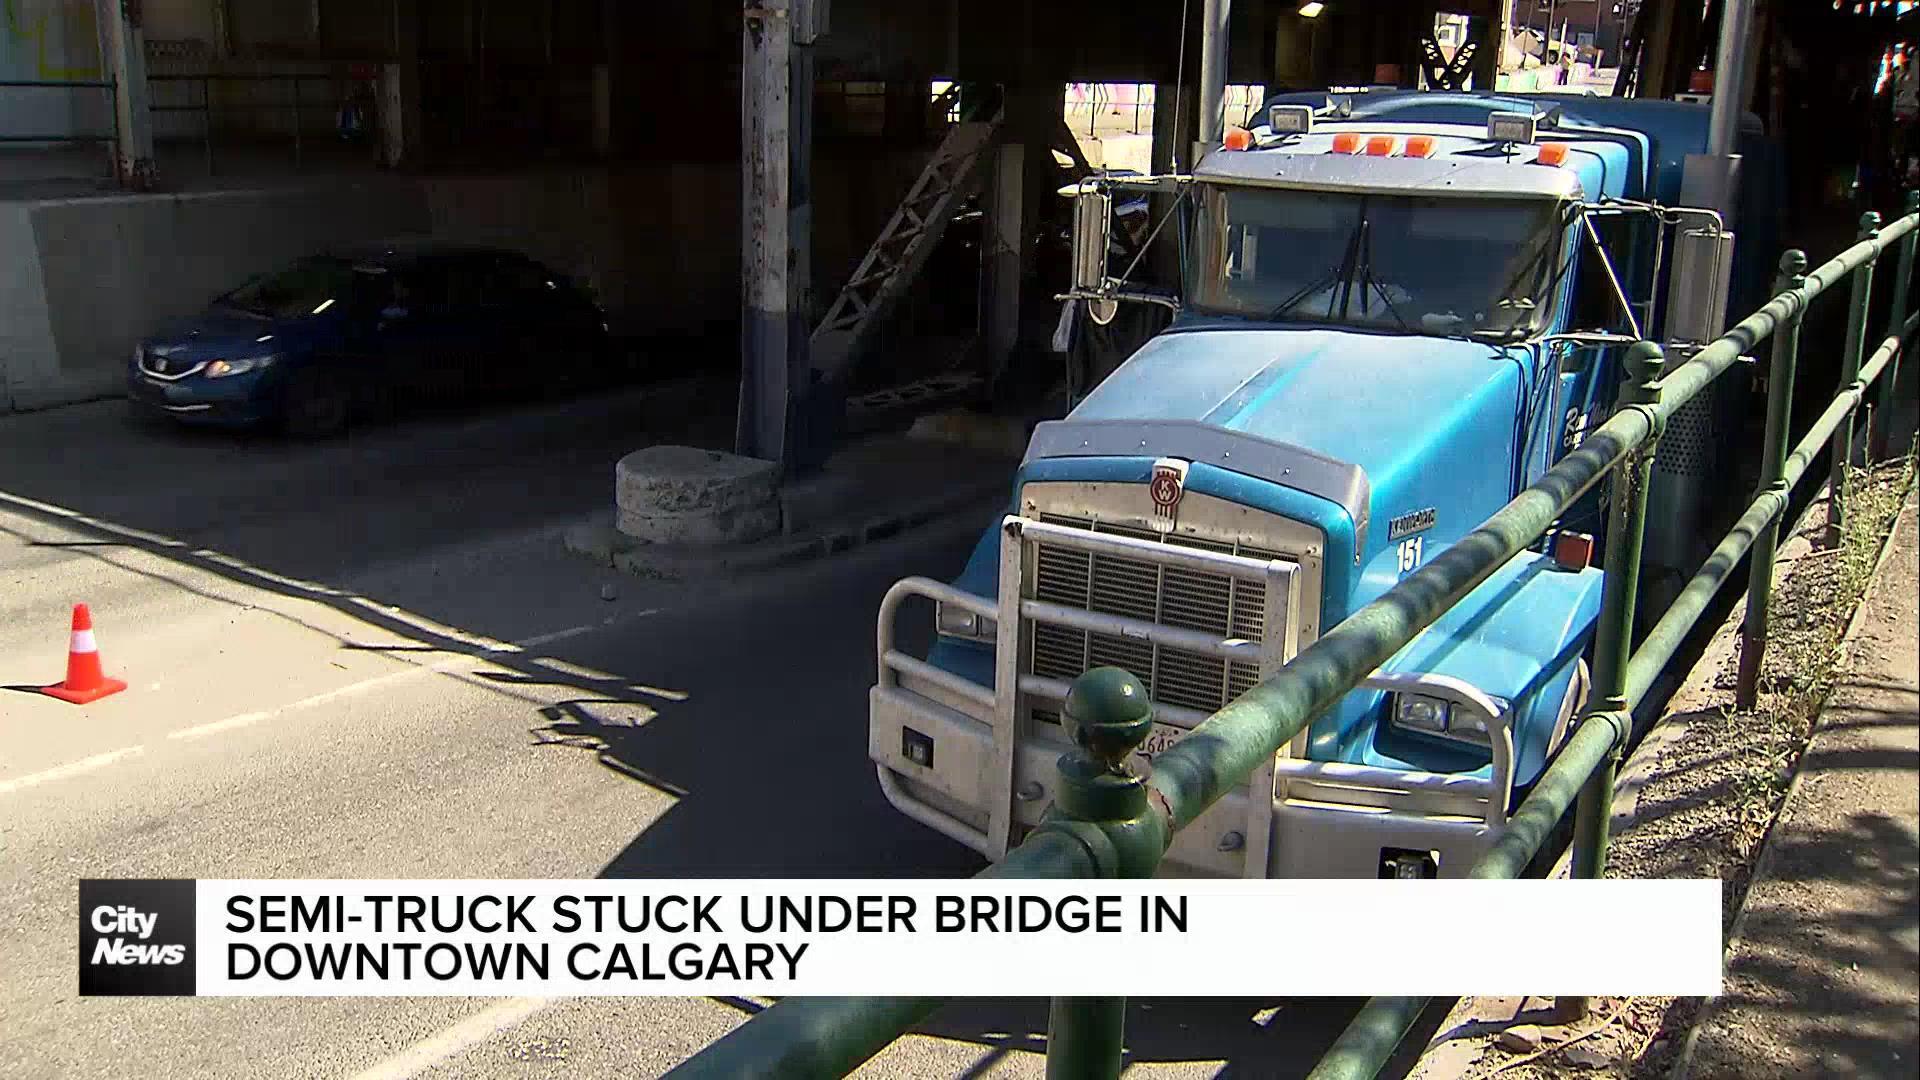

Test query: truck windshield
[1188,185,1567,339]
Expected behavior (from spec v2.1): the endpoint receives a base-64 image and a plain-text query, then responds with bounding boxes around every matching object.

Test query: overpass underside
[3,0,1889,449]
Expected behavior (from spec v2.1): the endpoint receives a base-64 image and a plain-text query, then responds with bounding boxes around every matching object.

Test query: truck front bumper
[870,516,1519,879]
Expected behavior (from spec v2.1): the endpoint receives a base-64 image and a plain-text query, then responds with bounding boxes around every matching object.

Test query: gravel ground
[1430,449,1919,1080]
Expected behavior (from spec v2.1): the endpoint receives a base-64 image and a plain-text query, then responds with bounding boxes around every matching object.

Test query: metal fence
[1062,82,1267,137]
[0,78,117,147]
[662,196,1920,1078]
[148,71,345,175]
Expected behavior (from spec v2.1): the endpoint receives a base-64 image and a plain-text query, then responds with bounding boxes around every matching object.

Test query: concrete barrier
[1,181,430,412]
[614,446,782,545]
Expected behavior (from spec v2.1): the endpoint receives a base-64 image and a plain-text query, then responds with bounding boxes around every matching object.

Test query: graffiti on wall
[3,0,102,80]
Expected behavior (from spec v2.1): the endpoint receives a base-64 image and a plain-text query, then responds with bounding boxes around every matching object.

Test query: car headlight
[935,601,997,643]
[204,355,275,378]
[1388,691,1506,747]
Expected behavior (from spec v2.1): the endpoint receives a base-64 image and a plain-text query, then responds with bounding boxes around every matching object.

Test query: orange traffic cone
[41,603,127,705]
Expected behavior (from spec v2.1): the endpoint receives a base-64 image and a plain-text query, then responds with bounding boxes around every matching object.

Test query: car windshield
[1187,185,1568,339]
[219,258,370,319]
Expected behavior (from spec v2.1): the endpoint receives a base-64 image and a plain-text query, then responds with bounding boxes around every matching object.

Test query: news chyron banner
[81,878,1724,998]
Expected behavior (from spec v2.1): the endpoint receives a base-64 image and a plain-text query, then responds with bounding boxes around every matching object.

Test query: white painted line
[0,745,145,796]
[346,996,553,1080]
[164,619,627,742]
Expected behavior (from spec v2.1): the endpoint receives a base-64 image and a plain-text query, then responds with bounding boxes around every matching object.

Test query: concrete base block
[614,445,782,545]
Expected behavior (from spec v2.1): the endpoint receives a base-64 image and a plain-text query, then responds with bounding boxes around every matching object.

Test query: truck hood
[1075,328,1520,491]
[1068,327,1527,506]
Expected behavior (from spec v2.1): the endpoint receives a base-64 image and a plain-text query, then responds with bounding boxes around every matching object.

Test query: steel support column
[381,0,423,170]
[97,0,155,189]
[1197,0,1232,147]
[737,0,820,468]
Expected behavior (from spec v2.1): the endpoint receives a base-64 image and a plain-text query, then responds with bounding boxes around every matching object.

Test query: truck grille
[1028,515,1282,718]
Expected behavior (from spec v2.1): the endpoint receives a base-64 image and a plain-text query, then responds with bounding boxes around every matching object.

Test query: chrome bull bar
[873,516,1521,875]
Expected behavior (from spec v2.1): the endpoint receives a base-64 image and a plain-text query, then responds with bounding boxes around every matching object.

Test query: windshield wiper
[1347,217,1416,335]
[1267,212,1365,322]
[1266,265,1343,321]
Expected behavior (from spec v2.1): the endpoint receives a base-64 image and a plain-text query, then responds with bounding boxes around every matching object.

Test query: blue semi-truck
[868,90,1780,879]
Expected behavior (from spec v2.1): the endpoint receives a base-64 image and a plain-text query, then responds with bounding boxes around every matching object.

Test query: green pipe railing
[668,206,1920,1080]
[1303,216,1920,1080]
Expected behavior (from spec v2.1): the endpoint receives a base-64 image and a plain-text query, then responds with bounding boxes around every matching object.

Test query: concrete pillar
[980,82,1057,383]
[591,65,612,155]
[97,0,155,189]
[981,142,1025,379]
[1149,80,1196,289]
[736,0,820,467]
[380,0,423,169]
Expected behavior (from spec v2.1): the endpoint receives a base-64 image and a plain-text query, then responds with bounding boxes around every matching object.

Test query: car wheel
[281,368,351,437]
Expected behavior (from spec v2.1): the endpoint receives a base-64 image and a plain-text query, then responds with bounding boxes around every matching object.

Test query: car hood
[143,308,311,360]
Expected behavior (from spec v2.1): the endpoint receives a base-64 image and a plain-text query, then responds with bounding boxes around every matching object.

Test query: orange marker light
[1331,132,1362,154]
[1365,135,1396,157]
[1403,135,1437,158]
[1552,531,1595,571]
[1536,141,1570,167]
[1222,126,1254,151]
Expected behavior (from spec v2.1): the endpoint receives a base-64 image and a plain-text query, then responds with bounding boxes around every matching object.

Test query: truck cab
[869,90,1756,879]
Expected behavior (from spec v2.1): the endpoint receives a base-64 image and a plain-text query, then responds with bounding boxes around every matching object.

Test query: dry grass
[1450,445,1918,1080]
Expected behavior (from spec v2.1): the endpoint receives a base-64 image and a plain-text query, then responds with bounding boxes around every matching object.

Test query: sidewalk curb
[565,484,1005,580]
[1666,474,1917,1080]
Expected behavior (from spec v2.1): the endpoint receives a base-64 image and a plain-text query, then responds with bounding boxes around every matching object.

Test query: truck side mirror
[1070,188,1113,294]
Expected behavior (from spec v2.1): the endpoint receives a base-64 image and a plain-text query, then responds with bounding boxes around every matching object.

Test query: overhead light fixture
[1299,2,1326,17]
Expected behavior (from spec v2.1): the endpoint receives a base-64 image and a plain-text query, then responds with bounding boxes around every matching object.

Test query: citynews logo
[79,879,196,996]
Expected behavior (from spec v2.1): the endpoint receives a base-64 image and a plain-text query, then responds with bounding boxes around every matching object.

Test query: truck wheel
[281,369,350,437]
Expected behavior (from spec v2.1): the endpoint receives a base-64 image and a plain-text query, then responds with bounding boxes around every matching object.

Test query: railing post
[1736,251,1809,710]
[1874,191,1920,460]
[1040,667,1158,1078]
[1827,211,1882,548]
[1560,341,1662,1023]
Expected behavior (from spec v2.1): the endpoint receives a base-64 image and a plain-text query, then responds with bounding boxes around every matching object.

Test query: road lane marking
[346,996,554,1080]
[0,745,145,796]
[3,614,652,792]
[164,617,641,742]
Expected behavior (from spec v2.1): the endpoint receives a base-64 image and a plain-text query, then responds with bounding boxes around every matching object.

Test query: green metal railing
[668,203,1920,1080]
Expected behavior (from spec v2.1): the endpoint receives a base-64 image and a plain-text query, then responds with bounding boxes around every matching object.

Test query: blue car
[128,244,612,435]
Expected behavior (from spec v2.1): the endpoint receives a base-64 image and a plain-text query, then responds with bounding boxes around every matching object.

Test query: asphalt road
[0,387,1367,1078]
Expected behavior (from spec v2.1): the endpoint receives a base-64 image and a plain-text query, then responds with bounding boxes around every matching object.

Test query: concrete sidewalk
[1677,488,1920,1078]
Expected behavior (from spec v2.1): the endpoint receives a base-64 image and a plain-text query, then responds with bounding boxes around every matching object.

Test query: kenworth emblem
[1149,458,1190,530]
[1387,507,1438,541]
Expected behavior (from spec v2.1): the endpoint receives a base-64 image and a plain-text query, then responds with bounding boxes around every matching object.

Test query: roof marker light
[1403,134,1436,158]
[1222,125,1254,151]
[1331,131,1362,154]
[1536,141,1569,166]
[1486,110,1537,144]
[1365,135,1395,156]
[1268,104,1314,135]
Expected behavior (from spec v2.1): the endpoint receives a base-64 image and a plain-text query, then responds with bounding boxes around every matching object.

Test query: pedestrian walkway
[1677,488,1920,1079]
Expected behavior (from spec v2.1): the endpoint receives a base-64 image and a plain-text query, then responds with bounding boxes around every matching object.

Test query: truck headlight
[1389,691,1505,747]
[935,601,997,643]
